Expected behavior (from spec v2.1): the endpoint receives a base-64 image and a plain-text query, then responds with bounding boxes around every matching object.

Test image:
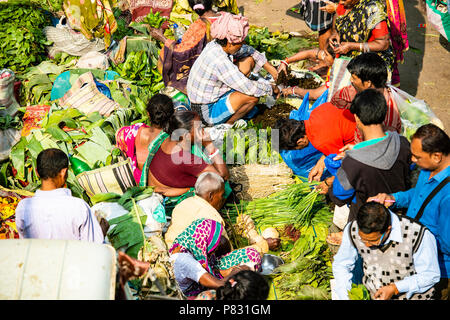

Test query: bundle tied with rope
[229,162,295,201]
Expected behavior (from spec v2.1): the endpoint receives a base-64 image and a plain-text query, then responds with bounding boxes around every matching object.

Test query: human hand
[374,284,398,300]
[148,26,166,42]
[271,84,281,96]
[320,0,338,14]
[316,177,333,195]
[117,251,150,286]
[265,237,281,251]
[333,42,353,55]
[333,144,354,160]
[308,159,326,182]
[367,193,396,207]
[329,33,340,49]
[277,62,288,74]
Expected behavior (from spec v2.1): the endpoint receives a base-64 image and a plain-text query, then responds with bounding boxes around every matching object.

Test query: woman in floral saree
[328,0,395,71]
[169,218,262,297]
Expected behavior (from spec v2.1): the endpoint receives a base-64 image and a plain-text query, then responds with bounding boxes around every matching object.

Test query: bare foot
[326,231,343,246]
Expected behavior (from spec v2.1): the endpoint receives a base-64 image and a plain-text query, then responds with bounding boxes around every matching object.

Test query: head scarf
[210,12,249,44]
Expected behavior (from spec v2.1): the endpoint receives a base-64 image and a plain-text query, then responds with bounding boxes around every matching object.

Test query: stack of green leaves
[246,26,318,61]
[2,104,130,201]
[270,224,333,300]
[6,0,64,13]
[0,4,52,73]
[348,283,371,300]
[110,50,164,117]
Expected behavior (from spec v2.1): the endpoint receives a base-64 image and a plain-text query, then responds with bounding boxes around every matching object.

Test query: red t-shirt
[335,3,389,42]
[304,102,356,156]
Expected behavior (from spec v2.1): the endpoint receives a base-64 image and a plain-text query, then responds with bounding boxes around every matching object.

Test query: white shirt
[15,188,104,243]
[332,211,441,300]
[170,252,207,292]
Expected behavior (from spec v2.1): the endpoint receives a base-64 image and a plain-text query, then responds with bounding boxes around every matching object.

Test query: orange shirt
[304,102,356,156]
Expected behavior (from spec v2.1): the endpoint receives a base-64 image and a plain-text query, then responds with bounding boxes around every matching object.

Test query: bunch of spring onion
[223,180,333,230]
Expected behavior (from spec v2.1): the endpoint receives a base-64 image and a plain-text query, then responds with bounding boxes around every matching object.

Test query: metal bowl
[259,254,284,275]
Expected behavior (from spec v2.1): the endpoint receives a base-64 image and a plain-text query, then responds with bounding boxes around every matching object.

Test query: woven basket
[229,162,295,201]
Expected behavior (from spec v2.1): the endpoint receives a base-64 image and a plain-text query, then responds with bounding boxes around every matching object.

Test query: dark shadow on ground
[397,0,426,96]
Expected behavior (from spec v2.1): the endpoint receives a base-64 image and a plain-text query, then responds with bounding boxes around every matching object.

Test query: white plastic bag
[333,204,350,230]
[389,85,445,140]
[76,51,110,70]
[0,128,21,162]
[91,193,166,241]
[0,69,19,116]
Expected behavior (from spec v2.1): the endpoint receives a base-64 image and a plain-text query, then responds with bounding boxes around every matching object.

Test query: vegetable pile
[0,4,52,73]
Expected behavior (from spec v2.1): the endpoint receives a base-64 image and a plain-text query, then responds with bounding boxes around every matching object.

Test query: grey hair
[195,172,224,196]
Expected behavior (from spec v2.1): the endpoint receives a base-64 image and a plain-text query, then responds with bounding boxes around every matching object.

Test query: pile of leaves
[0,4,52,73]
[246,26,318,61]
[1,104,134,201]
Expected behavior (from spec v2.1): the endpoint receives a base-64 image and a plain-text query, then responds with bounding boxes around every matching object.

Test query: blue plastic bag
[50,70,119,101]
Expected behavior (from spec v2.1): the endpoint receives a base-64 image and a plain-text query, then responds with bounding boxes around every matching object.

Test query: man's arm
[390,230,441,299]
[216,54,272,98]
[332,223,359,300]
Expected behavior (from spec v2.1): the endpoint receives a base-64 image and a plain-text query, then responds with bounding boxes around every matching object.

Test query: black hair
[412,123,450,156]
[350,88,387,125]
[188,0,213,16]
[216,38,228,47]
[166,110,199,135]
[357,202,391,234]
[36,148,69,180]
[147,93,174,131]
[274,118,306,150]
[216,270,270,300]
[213,235,232,258]
[347,52,388,89]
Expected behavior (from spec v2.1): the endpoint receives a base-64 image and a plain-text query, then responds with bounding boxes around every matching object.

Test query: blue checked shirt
[392,166,450,278]
[186,40,273,104]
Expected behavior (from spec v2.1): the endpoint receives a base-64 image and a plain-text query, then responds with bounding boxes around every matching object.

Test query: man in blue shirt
[369,124,450,300]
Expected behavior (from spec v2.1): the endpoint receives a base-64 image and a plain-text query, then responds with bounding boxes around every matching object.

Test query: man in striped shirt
[15,148,106,243]
[186,12,279,126]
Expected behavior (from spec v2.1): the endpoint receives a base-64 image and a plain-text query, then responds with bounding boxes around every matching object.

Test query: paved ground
[238,0,450,130]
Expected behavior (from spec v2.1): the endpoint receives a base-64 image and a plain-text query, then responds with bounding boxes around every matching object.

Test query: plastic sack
[0,69,20,116]
[290,89,329,120]
[76,51,110,70]
[91,193,166,239]
[0,128,21,162]
[388,85,445,140]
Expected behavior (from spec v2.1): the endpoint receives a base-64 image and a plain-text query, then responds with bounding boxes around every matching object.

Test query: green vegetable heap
[0,4,52,73]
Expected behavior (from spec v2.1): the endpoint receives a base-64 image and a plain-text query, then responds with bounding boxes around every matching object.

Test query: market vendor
[332,202,440,300]
[15,148,106,243]
[164,171,280,253]
[274,100,356,181]
[115,93,174,185]
[140,110,229,212]
[168,218,262,298]
[186,12,280,126]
